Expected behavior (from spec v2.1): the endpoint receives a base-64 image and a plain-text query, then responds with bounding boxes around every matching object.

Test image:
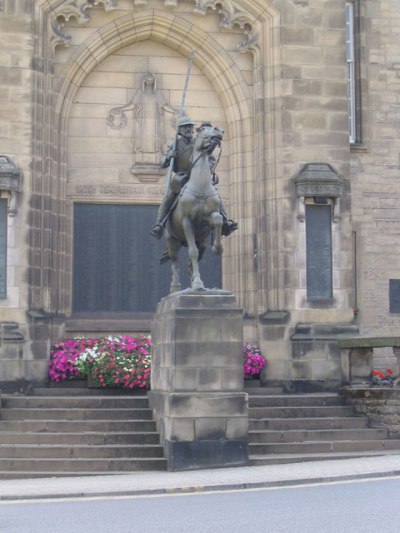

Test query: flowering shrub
[243,343,267,377]
[50,336,265,387]
[48,338,97,382]
[371,368,397,387]
[48,336,152,390]
[88,336,151,390]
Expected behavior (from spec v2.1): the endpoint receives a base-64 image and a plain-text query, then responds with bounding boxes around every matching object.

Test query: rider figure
[150,116,238,239]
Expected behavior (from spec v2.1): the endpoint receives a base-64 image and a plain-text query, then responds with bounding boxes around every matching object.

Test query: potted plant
[243,343,267,380]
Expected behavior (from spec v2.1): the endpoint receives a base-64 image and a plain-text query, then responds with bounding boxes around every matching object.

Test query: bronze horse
[164,123,224,292]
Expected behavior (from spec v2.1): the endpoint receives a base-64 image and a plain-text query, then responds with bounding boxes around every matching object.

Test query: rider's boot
[221,212,238,236]
[150,223,164,239]
[150,192,178,239]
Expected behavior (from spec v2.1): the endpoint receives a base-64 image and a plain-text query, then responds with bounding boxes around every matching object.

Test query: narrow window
[0,198,7,298]
[346,2,357,143]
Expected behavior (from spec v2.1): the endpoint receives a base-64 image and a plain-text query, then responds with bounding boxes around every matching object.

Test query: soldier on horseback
[150,115,237,240]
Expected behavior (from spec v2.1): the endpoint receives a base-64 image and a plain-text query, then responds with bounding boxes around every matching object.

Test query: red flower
[387,368,393,375]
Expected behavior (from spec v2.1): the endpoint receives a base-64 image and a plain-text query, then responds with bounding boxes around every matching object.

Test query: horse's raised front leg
[182,216,204,290]
[166,237,182,293]
[210,212,223,256]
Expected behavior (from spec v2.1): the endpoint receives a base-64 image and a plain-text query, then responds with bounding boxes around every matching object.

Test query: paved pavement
[1,453,400,502]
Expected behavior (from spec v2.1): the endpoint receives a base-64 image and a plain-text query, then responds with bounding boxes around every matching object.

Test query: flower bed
[49,337,266,388]
[48,336,152,390]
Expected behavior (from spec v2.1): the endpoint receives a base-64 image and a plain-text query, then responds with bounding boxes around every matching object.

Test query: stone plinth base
[149,289,248,471]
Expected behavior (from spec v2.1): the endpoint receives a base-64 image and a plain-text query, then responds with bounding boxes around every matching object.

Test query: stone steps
[0,431,161,445]
[247,390,400,465]
[0,391,166,478]
[248,393,344,407]
[248,449,400,466]
[0,457,166,474]
[0,419,157,432]
[250,417,369,430]
[0,408,154,420]
[2,396,149,409]
[250,439,400,455]
[249,428,388,443]
[0,444,165,458]
[249,405,355,418]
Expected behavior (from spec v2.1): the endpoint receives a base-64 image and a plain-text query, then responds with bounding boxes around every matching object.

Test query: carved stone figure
[106,73,176,174]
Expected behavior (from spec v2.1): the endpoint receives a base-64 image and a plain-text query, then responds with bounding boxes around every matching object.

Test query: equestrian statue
[150,51,237,292]
[151,119,236,292]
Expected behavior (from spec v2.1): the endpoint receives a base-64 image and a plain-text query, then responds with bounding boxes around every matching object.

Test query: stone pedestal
[149,289,248,471]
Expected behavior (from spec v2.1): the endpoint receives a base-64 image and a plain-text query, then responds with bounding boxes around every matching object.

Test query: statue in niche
[107,73,177,179]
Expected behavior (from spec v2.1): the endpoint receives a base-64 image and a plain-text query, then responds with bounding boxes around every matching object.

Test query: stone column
[341,346,373,385]
[149,289,248,471]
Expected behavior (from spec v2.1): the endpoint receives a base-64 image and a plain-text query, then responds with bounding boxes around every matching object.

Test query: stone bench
[338,337,400,385]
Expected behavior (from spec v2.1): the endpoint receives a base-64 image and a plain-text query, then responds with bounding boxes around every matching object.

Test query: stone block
[195,417,227,440]
[164,438,248,471]
[174,340,242,366]
[166,392,248,418]
[174,367,200,391]
[162,417,195,442]
[197,367,222,391]
[226,417,249,440]
[221,367,244,390]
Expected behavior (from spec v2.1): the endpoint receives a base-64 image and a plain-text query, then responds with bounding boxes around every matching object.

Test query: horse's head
[194,122,224,153]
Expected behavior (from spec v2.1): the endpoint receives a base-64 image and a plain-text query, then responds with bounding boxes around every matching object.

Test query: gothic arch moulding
[31,0,280,314]
[54,10,253,132]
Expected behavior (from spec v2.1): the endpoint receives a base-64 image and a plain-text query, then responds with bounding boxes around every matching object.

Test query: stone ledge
[338,337,400,349]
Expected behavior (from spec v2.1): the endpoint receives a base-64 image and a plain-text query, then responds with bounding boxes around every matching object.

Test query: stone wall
[1,0,400,386]
[351,0,400,348]
[343,387,400,437]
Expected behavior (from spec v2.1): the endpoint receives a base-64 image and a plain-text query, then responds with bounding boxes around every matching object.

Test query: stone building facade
[0,0,399,389]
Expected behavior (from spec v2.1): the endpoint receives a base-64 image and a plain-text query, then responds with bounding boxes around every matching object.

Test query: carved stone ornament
[295,163,343,199]
[0,155,22,216]
[49,0,257,51]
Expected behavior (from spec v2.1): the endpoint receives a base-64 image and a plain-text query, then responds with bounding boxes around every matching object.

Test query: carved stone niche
[294,163,343,222]
[0,155,22,216]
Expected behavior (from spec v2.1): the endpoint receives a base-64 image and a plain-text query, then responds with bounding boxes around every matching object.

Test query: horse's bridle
[190,136,222,172]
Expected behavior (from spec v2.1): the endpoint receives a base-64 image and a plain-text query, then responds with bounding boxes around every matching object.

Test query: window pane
[346,2,356,143]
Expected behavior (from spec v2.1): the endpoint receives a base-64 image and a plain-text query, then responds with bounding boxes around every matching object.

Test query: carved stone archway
[30,0,282,326]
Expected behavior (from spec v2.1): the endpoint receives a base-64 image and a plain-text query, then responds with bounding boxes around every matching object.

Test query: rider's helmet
[178,116,195,128]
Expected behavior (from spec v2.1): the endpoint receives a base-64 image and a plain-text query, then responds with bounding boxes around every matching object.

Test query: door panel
[72,204,222,313]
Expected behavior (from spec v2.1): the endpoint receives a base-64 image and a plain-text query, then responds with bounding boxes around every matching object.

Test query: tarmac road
[1,477,400,533]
